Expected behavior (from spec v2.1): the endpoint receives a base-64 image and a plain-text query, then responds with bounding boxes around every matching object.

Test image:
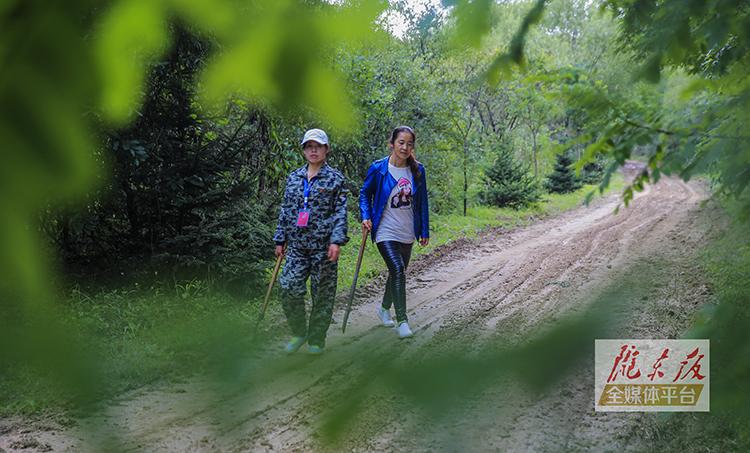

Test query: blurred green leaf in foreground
[0,0,386,421]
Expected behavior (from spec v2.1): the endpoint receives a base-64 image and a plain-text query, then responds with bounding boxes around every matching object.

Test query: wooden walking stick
[342,228,368,333]
[258,253,284,323]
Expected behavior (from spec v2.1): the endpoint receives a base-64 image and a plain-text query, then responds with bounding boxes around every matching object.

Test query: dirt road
[1,165,723,452]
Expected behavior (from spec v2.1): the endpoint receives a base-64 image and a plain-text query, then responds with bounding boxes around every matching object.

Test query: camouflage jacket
[274,163,349,250]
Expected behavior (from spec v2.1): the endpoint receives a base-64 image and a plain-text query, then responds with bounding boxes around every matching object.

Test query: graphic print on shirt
[390,177,412,209]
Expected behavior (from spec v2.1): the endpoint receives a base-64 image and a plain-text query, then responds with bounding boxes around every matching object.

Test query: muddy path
[1,164,724,452]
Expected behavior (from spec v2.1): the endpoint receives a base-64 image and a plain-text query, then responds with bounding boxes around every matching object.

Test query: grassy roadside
[633,198,750,451]
[0,175,624,418]
[0,284,254,416]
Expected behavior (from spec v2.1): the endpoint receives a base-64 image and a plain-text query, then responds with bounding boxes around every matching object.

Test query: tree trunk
[532,132,538,178]
[463,139,468,217]
[122,184,141,243]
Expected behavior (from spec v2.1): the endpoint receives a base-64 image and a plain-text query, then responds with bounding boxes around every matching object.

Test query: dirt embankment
[0,164,725,452]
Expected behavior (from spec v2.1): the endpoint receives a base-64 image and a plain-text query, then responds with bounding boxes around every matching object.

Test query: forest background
[1,0,749,450]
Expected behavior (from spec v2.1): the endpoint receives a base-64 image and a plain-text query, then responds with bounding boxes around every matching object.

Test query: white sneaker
[377,306,396,327]
[397,321,413,339]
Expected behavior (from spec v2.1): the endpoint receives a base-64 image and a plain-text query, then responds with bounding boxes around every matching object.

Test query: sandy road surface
[1,165,722,452]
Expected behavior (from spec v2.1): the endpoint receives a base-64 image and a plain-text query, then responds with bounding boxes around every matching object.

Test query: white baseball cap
[301,128,329,146]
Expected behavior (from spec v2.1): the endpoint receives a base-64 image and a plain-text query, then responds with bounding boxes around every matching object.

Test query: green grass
[631,197,750,451]
[0,282,258,417]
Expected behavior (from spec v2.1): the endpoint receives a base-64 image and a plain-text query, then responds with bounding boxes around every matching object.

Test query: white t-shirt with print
[376,164,415,244]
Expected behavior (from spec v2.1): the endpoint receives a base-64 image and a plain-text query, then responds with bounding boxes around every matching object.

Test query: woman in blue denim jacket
[359,126,430,339]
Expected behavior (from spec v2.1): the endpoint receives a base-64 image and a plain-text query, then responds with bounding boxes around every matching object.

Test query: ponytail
[407,154,420,179]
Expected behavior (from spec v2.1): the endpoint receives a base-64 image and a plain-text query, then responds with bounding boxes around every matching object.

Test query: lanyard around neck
[302,176,317,210]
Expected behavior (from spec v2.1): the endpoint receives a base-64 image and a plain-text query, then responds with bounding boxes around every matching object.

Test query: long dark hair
[389,126,421,178]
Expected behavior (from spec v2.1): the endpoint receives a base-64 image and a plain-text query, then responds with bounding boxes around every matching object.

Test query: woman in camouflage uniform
[274,128,349,355]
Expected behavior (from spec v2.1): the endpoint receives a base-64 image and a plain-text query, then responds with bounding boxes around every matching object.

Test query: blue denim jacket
[359,157,430,243]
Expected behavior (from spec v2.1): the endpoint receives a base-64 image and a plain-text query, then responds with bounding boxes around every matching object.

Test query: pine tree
[545,152,582,194]
[480,146,540,209]
[580,156,605,185]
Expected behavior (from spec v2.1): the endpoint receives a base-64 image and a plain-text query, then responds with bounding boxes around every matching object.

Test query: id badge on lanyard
[297,177,313,227]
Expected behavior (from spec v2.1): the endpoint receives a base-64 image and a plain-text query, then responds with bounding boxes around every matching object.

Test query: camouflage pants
[279,247,338,347]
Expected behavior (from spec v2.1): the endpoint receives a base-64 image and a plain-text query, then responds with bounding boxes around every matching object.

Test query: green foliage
[42,30,291,288]
[469,0,750,215]
[579,156,605,185]
[3,0,749,448]
[485,0,547,84]
[545,151,581,193]
[699,204,750,435]
[479,141,540,209]
[601,0,749,80]
[573,1,750,211]
[95,0,388,130]
[447,0,495,49]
